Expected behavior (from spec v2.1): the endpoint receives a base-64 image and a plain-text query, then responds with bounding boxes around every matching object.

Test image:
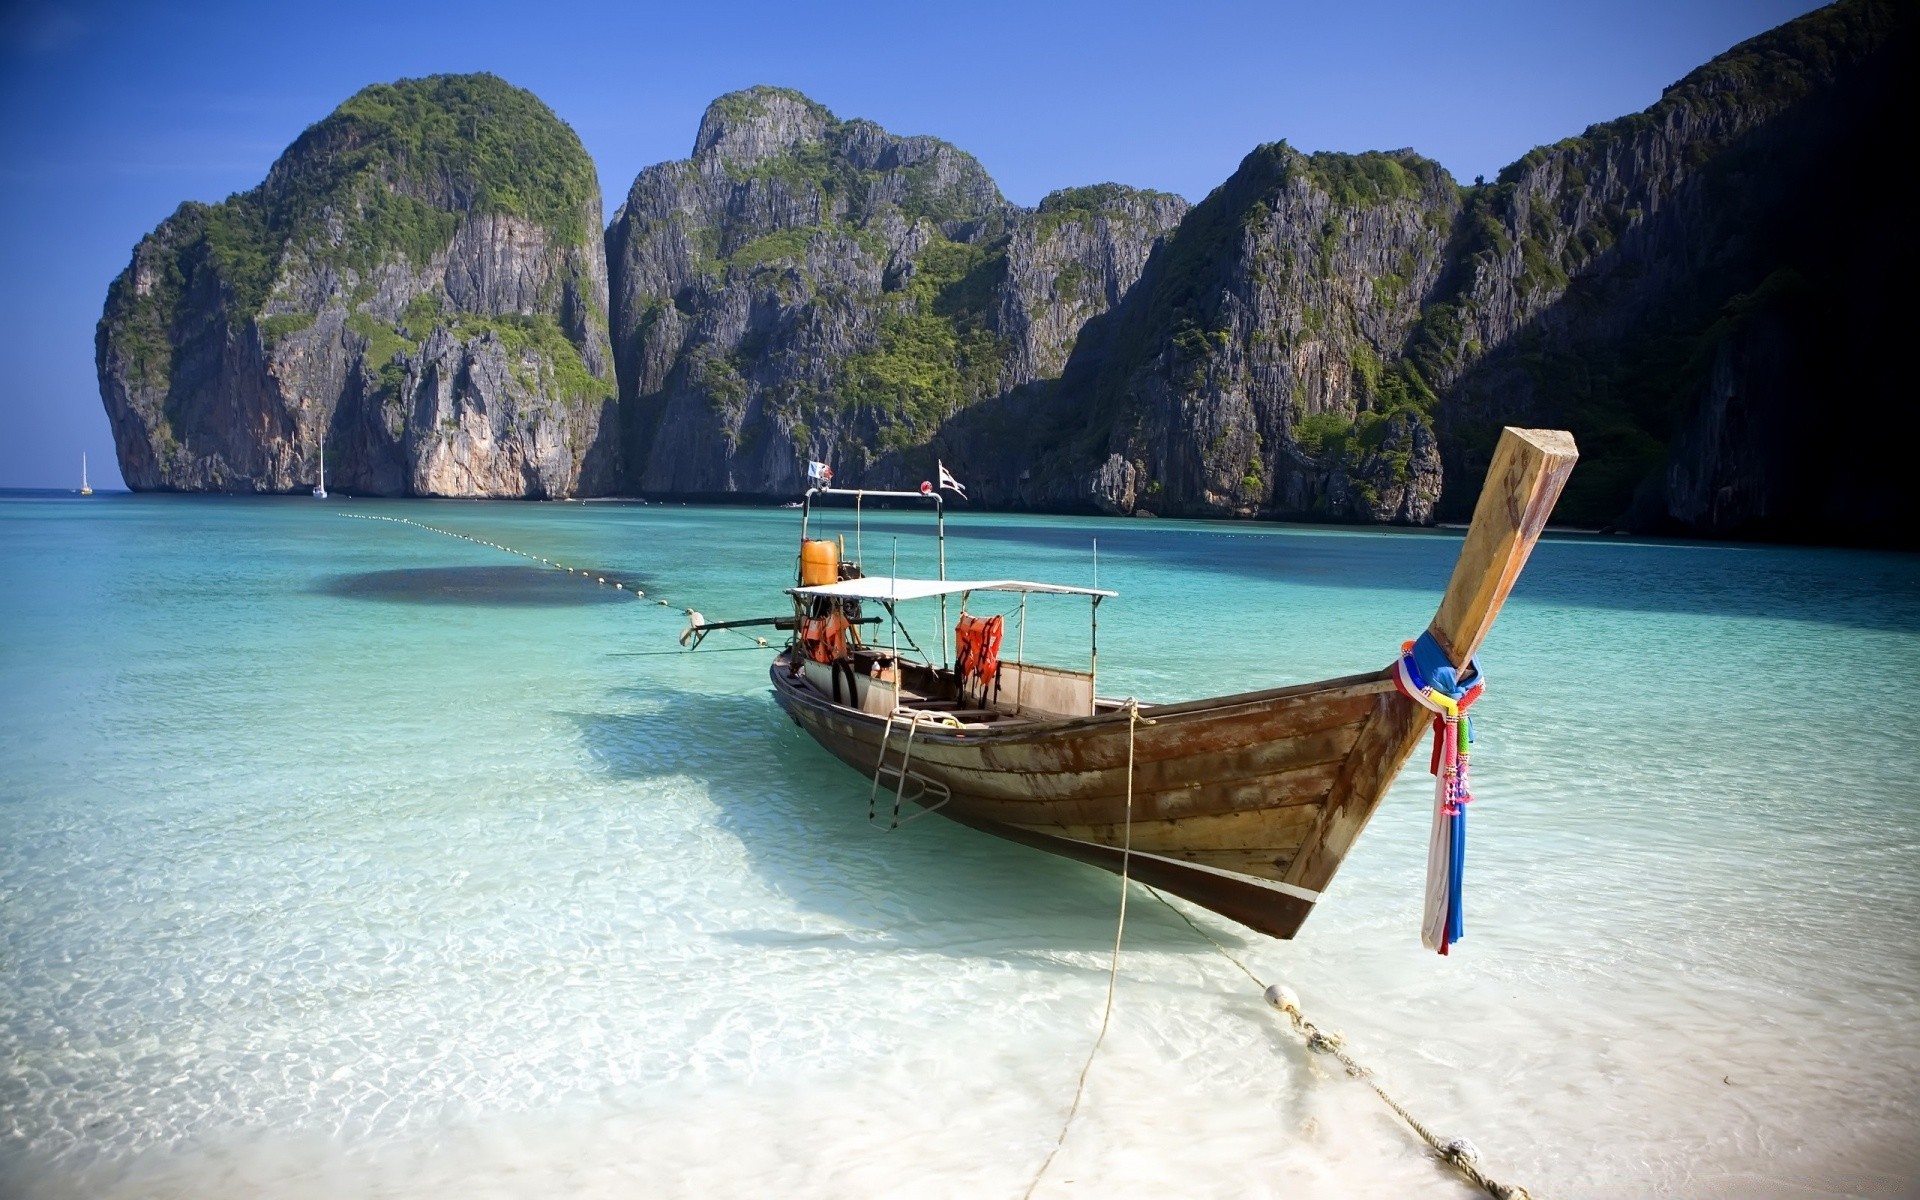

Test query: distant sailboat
[80,453,92,496]
[313,445,328,500]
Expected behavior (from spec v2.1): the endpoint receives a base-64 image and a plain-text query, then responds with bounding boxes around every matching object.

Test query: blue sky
[0,0,1822,489]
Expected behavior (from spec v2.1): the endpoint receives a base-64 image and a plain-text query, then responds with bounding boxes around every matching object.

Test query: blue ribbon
[1447,803,1467,947]
[1405,630,1481,701]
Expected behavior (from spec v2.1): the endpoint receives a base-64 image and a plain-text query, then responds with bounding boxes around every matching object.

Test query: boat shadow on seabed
[568,687,1254,961]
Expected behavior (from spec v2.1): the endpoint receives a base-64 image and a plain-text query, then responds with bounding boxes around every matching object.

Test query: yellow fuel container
[800,539,841,587]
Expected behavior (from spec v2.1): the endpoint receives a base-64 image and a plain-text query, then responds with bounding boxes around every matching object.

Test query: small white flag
[937,461,967,497]
[807,461,833,484]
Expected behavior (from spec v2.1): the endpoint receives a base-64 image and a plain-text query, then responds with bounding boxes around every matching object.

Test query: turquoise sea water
[2,492,1917,1198]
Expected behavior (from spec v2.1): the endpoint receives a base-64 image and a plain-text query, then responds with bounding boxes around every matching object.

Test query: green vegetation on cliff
[1092,144,1287,392]
[710,87,1002,228]
[1300,151,1440,208]
[707,85,832,129]
[726,140,995,228]
[279,73,598,252]
[449,312,616,408]
[838,237,1009,451]
[1033,183,1181,238]
[125,73,598,330]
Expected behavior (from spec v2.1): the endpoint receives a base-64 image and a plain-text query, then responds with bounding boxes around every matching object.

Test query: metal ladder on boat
[869,708,956,829]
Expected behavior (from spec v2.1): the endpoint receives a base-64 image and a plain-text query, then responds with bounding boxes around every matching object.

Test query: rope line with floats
[337,513,778,651]
[1143,886,1534,1200]
[1017,694,1532,1200]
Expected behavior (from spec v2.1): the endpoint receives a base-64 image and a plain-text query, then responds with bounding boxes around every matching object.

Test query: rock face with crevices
[936,0,1909,536]
[959,144,1463,523]
[604,87,1186,495]
[1408,0,1912,539]
[606,1,1908,541]
[96,73,618,497]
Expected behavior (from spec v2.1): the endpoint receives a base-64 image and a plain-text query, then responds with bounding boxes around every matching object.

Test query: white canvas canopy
[787,576,1115,603]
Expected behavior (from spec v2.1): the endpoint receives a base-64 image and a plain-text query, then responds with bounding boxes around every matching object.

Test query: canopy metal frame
[787,577,1116,603]
[802,486,949,662]
[794,486,1113,692]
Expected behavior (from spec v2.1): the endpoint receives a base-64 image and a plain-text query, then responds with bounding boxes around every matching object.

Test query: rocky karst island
[96,75,618,500]
[96,0,1909,542]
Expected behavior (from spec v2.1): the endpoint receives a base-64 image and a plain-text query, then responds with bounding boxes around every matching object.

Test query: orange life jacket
[805,610,852,664]
[954,613,1004,694]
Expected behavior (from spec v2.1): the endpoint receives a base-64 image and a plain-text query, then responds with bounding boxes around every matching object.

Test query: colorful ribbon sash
[1392,631,1483,956]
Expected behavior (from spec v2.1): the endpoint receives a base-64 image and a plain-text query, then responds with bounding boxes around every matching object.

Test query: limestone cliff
[96,0,1909,541]
[1014,145,1461,522]
[950,0,1907,535]
[1413,0,1911,538]
[605,87,1186,495]
[97,73,617,497]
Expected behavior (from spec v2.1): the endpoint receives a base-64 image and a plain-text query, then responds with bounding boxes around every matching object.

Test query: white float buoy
[1264,984,1300,1014]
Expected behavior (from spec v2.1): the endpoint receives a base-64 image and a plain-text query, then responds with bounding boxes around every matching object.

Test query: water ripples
[2,495,1917,1197]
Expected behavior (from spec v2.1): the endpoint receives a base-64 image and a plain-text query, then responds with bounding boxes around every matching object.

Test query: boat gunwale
[770,652,1398,748]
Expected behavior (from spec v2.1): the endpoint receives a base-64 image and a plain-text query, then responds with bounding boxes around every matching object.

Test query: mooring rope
[1142,886,1535,1200]
[1024,699,1140,1200]
[340,513,773,649]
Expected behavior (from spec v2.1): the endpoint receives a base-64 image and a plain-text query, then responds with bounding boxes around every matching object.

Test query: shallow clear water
[2,493,1916,1198]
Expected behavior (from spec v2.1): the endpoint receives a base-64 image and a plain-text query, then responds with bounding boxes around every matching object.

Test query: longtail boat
[692,428,1577,939]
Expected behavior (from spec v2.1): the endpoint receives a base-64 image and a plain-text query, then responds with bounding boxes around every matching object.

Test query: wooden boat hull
[771,656,1426,937]
[766,427,1578,939]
